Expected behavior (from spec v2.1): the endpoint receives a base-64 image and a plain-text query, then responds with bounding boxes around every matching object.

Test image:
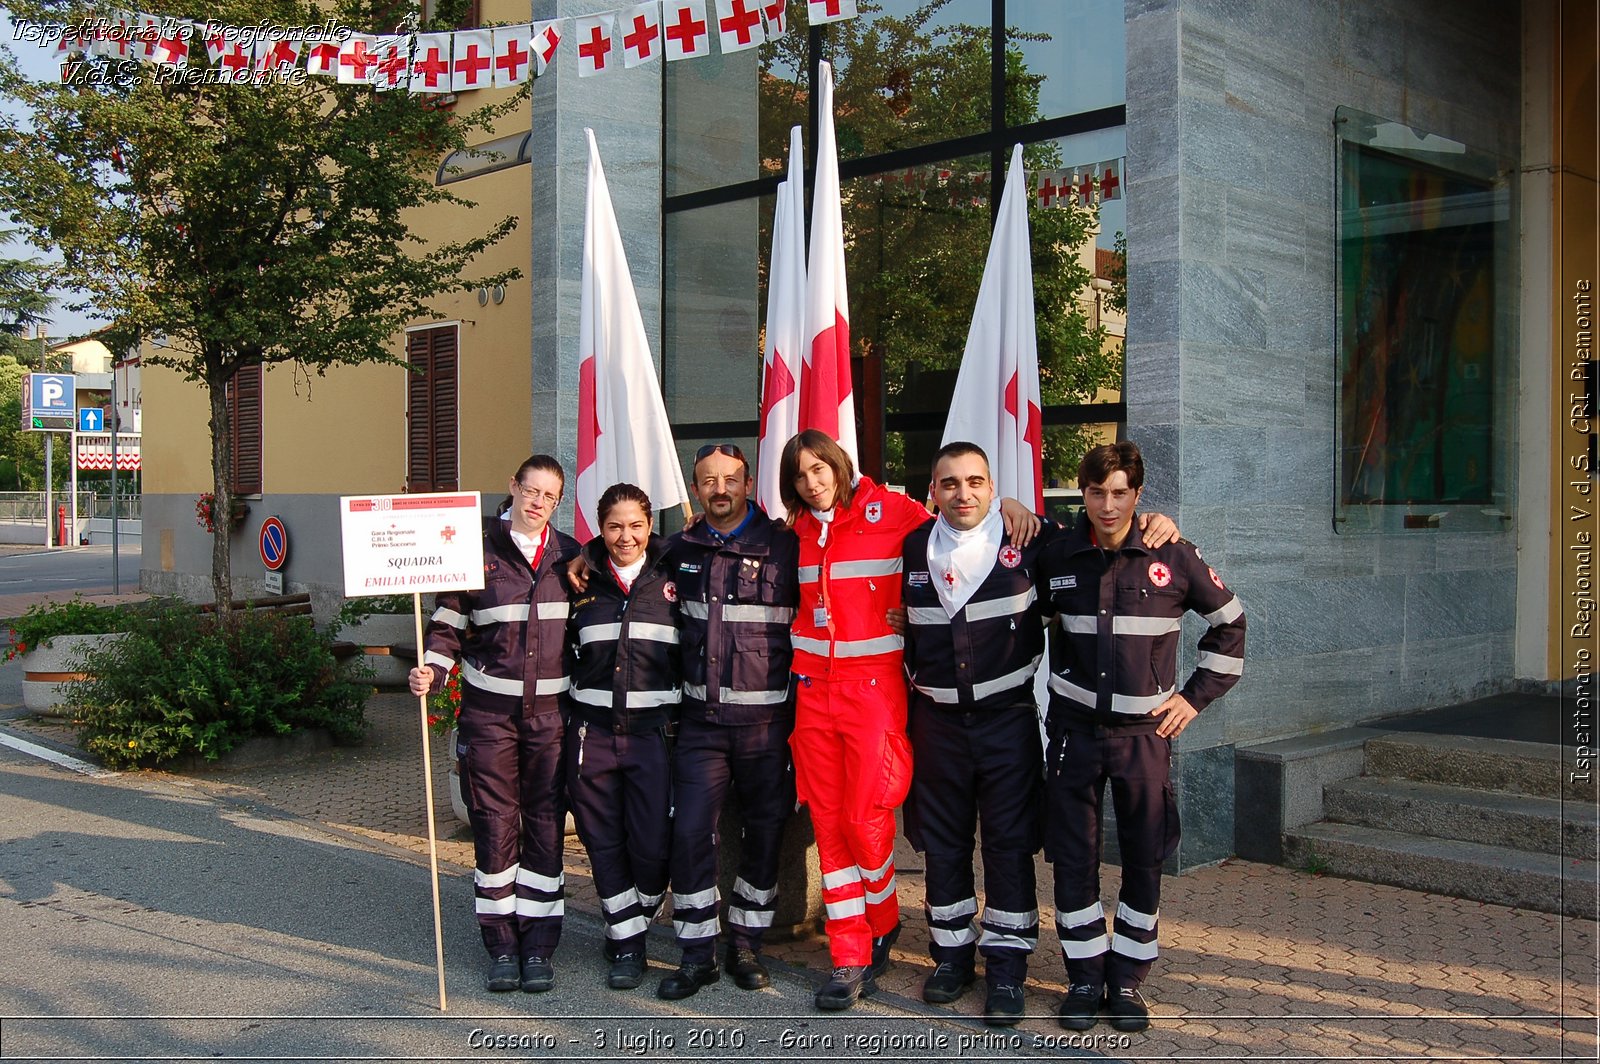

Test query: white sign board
[339,492,485,598]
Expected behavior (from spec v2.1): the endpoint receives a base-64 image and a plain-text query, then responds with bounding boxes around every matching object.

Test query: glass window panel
[1004,0,1126,125]
[665,45,765,197]
[1029,127,1126,249]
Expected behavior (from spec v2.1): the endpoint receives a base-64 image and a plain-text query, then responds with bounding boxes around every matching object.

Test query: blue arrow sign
[78,408,103,433]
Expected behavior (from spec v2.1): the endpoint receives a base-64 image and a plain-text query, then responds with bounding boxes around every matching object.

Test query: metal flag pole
[413,591,448,1011]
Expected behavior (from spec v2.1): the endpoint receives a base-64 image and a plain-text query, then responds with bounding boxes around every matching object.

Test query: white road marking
[0,731,118,777]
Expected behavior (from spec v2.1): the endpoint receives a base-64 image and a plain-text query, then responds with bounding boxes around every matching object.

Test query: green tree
[0,232,57,338]
[0,0,520,609]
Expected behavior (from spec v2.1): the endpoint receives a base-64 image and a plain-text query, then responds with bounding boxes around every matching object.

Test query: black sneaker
[1057,982,1104,1031]
[869,923,901,977]
[984,984,1025,1027]
[814,965,876,1011]
[608,952,645,990]
[520,955,554,993]
[486,954,520,992]
[1106,986,1150,1032]
[921,961,976,1004]
[657,959,720,1000]
[726,947,771,990]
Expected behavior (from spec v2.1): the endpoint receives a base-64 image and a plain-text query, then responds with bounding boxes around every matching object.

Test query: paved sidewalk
[5,687,1594,1061]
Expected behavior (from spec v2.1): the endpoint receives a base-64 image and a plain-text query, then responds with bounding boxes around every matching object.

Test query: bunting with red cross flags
[337,33,378,84]
[809,0,858,24]
[761,0,788,38]
[305,38,340,76]
[492,25,533,87]
[715,0,766,53]
[663,0,712,60]
[575,13,615,77]
[258,37,301,75]
[620,1,662,68]
[373,35,411,92]
[410,33,451,93]
[450,28,492,91]
[203,27,253,83]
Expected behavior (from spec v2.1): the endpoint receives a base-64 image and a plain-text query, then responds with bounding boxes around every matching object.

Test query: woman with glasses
[562,483,683,991]
[409,455,581,995]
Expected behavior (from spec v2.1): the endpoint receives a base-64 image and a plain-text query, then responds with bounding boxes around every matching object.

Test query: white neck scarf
[927,502,1003,618]
[610,556,646,592]
[811,506,837,546]
[507,522,547,566]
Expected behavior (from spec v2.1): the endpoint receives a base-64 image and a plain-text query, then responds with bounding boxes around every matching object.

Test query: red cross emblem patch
[1148,562,1172,588]
[440,525,456,543]
[1208,567,1225,590]
[663,581,678,602]
[865,502,882,523]
[998,545,1022,569]
[942,569,956,587]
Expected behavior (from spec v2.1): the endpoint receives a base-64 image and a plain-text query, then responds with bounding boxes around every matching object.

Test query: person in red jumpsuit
[778,428,1040,1010]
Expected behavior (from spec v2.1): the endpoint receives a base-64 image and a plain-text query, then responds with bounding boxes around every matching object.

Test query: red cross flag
[757,125,807,520]
[715,0,766,52]
[410,33,452,93]
[337,34,378,84]
[1099,159,1122,200]
[136,14,161,63]
[663,1,711,60]
[575,14,615,77]
[620,2,662,69]
[97,11,134,59]
[575,129,691,542]
[808,0,857,24]
[204,28,250,82]
[941,144,1043,511]
[1036,170,1059,208]
[532,19,562,75]
[153,21,191,67]
[373,35,410,92]
[492,25,532,87]
[801,61,858,469]
[762,0,788,39]
[257,38,301,75]
[306,38,340,76]
[451,28,492,91]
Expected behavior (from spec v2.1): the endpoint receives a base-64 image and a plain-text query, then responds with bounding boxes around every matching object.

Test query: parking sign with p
[23,373,76,431]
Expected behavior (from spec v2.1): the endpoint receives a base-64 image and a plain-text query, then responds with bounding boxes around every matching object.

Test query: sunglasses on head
[695,443,746,463]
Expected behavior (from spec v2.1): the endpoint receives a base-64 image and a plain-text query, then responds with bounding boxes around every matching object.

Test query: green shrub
[68,601,370,769]
[3,596,138,661]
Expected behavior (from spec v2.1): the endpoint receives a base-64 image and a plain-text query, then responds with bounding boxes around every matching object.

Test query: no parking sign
[259,516,288,571]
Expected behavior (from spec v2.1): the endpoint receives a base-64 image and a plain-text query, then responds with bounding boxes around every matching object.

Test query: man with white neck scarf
[901,442,1177,1027]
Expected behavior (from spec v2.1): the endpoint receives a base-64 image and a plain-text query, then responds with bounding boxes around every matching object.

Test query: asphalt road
[0,745,1083,1063]
[0,544,144,602]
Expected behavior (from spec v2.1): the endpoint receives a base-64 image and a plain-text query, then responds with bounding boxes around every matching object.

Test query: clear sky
[1,12,111,341]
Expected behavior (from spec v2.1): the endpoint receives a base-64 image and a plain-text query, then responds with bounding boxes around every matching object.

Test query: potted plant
[427,663,470,825]
[195,492,250,534]
[5,597,136,714]
[333,595,418,687]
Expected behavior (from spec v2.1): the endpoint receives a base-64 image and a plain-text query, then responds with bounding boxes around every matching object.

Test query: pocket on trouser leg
[874,730,914,810]
[1160,781,1182,863]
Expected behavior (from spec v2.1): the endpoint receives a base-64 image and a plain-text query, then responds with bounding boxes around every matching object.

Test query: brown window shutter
[407,326,459,492]
[227,364,263,495]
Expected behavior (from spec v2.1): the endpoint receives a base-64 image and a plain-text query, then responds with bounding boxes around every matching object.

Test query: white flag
[575,129,691,543]
[492,25,533,87]
[410,33,452,93]
[942,144,1043,511]
[800,61,857,469]
[757,126,807,520]
[574,14,616,77]
[714,0,766,53]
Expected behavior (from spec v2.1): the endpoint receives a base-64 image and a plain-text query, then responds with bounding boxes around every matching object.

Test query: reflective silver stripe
[831,558,903,579]
[964,589,1036,622]
[475,865,519,889]
[534,676,570,696]
[680,684,789,705]
[424,651,455,672]
[1057,901,1105,929]
[978,930,1035,951]
[681,601,710,620]
[607,915,649,939]
[865,878,896,906]
[627,621,680,645]
[1205,596,1243,627]
[982,906,1039,931]
[1113,615,1181,637]
[927,898,978,921]
[727,907,775,928]
[471,603,529,625]
[723,603,795,624]
[1110,933,1159,961]
[1048,674,1097,710]
[1060,614,1098,634]
[535,600,569,620]
[733,877,778,905]
[1116,902,1158,931]
[570,686,680,709]
[637,890,664,911]
[516,868,563,892]
[579,623,623,645]
[972,659,1043,701]
[673,886,720,910]
[930,925,978,947]
[515,897,563,918]
[1197,651,1244,676]
[431,607,467,629]
[462,659,523,697]
[906,607,946,626]
[792,635,831,656]
[475,895,516,915]
[600,888,639,914]
[1062,934,1110,958]
[673,916,719,939]
[821,866,862,890]
[798,565,821,582]
[861,856,894,882]
[825,897,866,919]
[793,633,904,657]
[1113,688,1174,715]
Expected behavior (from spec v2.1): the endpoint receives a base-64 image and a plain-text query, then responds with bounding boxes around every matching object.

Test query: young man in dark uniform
[1036,441,1246,1033]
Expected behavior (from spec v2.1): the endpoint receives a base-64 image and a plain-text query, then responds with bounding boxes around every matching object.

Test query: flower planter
[21,633,126,714]
[342,613,416,687]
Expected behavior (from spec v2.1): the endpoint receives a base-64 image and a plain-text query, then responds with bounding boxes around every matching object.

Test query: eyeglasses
[513,482,561,505]
[695,443,746,463]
